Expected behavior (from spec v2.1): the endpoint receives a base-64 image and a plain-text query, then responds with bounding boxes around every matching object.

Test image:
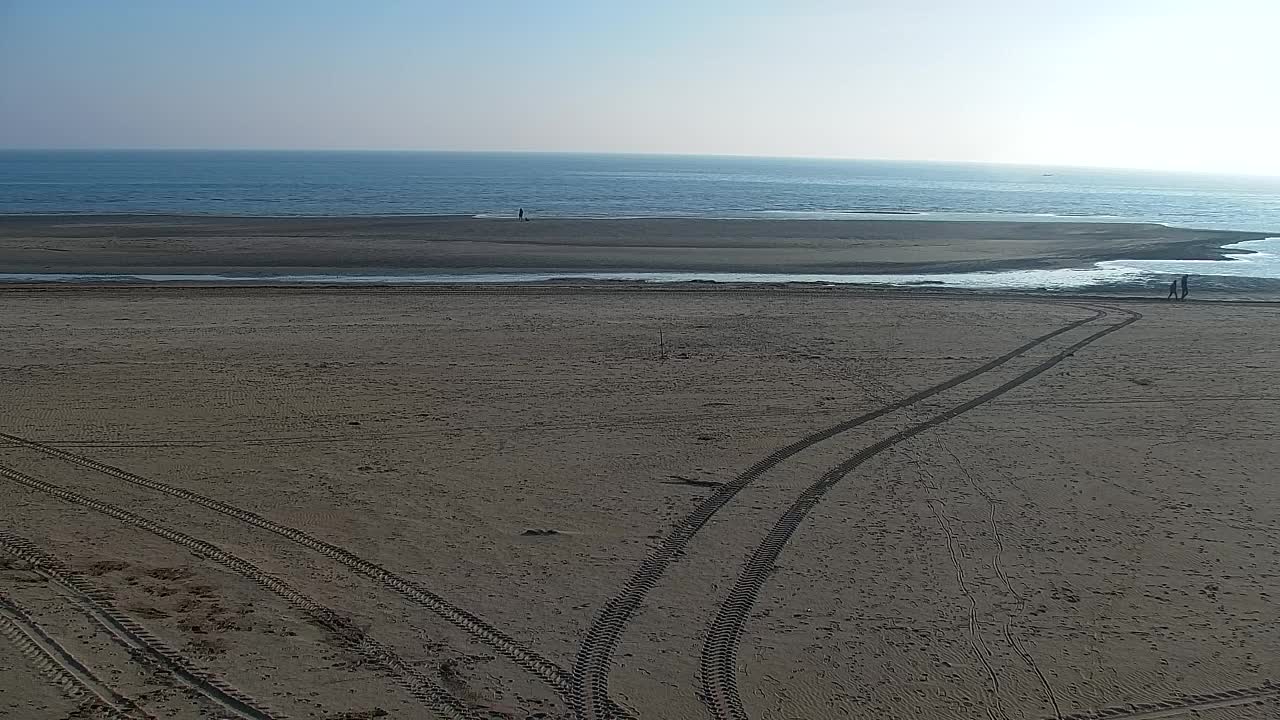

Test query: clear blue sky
[2,0,1277,174]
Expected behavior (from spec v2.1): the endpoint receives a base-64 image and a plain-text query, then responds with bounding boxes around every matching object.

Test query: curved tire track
[940,439,1064,720]
[699,308,1141,720]
[0,430,577,705]
[0,531,283,720]
[0,463,479,720]
[1054,682,1280,720]
[0,592,151,719]
[924,495,1009,720]
[571,304,1108,720]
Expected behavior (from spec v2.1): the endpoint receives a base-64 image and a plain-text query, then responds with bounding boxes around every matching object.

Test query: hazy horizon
[7,148,1280,181]
[3,1,1278,176]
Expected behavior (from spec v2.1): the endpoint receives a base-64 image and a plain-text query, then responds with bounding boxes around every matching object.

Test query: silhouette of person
[1180,274,1189,300]
[1167,280,1179,300]
[518,208,524,221]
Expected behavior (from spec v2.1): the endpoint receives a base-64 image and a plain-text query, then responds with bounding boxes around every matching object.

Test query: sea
[3,150,1280,289]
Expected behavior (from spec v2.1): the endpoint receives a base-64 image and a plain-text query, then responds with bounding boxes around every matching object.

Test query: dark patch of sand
[0,215,1267,275]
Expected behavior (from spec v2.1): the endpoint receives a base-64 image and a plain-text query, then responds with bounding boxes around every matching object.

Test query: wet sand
[0,215,1268,275]
[1,287,1277,719]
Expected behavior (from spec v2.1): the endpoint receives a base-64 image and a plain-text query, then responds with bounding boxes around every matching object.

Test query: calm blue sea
[3,150,1280,232]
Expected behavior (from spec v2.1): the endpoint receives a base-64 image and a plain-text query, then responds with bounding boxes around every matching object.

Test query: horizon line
[2,147,1278,180]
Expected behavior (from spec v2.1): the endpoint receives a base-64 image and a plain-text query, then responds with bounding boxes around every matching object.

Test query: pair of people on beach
[1167,274,1189,300]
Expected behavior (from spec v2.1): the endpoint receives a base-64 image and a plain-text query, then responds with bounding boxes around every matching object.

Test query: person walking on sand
[1180,274,1190,300]
[1167,279,1179,300]
[518,208,524,221]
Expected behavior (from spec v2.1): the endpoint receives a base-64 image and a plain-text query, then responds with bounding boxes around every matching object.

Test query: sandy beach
[1,286,1277,719]
[0,215,1268,276]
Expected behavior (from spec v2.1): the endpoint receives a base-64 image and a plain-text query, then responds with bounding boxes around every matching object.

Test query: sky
[1,0,1278,175]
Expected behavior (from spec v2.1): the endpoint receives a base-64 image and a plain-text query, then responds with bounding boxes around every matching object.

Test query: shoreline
[0,215,1270,278]
[4,276,1280,302]
[0,209,1272,233]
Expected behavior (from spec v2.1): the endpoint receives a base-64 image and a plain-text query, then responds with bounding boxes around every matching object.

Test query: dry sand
[0,215,1267,275]
[1,287,1277,719]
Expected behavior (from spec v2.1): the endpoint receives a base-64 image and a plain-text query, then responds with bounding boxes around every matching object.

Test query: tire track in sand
[0,462,479,720]
[571,304,1108,720]
[938,440,1064,720]
[699,308,1141,720]
[923,490,1008,720]
[0,430,581,707]
[0,591,152,719]
[1053,682,1280,720]
[0,530,283,720]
